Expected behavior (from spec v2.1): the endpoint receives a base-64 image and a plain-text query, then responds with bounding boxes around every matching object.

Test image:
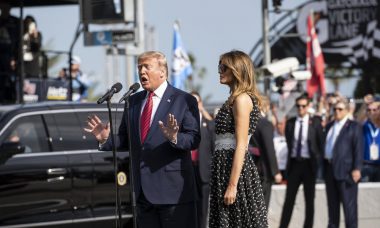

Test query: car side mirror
[0,142,25,164]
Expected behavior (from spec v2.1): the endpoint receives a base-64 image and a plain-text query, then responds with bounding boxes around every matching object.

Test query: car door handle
[47,168,67,175]
[47,176,65,183]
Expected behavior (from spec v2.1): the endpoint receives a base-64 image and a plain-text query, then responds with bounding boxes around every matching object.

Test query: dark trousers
[137,191,198,228]
[324,160,358,228]
[193,164,210,228]
[279,159,316,228]
[261,177,273,209]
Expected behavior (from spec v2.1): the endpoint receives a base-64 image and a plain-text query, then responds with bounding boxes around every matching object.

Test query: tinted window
[1,115,49,153]
[44,110,123,152]
[44,112,86,151]
[76,111,124,148]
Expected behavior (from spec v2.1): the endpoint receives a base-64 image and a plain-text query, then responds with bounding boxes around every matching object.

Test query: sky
[10,0,354,104]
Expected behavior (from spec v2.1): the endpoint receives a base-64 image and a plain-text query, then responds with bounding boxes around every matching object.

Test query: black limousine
[0,102,132,228]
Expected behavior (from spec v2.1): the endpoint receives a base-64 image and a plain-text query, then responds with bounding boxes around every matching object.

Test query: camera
[28,22,36,34]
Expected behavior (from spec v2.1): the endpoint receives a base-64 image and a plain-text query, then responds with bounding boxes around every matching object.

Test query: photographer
[23,15,42,78]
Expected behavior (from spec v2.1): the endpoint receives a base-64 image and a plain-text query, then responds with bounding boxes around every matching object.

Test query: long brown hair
[219,50,262,108]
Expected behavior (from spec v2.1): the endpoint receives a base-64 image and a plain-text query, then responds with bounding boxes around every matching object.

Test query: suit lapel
[289,118,296,147]
[307,117,312,142]
[332,119,351,155]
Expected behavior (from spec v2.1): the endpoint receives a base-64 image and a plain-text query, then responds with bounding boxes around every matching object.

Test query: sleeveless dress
[209,96,268,228]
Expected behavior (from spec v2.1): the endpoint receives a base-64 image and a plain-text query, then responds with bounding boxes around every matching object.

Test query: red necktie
[191,149,199,163]
[140,92,154,143]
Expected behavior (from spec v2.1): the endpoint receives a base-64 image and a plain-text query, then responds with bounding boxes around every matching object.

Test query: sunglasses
[334,107,344,112]
[296,104,307,109]
[218,64,228,74]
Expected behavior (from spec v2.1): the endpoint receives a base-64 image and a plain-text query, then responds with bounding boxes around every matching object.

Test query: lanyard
[369,123,379,142]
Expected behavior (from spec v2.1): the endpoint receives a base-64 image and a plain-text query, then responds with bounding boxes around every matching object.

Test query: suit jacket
[197,118,215,184]
[103,84,201,204]
[285,115,323,175]
[325,119,363,181]
[250,117,279,181]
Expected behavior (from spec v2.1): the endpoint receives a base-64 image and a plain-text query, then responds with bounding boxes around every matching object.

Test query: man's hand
[352,169,361,183]
[159,113,179,143]
[84,115,110,144]
[274,173,283,184]
[364,94,374,105]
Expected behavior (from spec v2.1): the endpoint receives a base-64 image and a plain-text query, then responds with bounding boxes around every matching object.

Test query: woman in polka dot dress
[209,50,268,228]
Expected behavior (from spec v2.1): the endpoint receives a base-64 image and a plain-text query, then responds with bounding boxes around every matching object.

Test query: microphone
[97,82,123,104]
[119,82,140,103]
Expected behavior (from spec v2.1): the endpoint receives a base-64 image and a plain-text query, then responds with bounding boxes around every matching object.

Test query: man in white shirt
[279,94,323,228]
[324,99,363,228]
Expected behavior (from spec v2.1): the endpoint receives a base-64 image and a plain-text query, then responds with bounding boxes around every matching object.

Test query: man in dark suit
[85,51,201,228]
[190,91,215,228]
[279,94,323,228]
[250,113,282,208]
[324,99,363,228]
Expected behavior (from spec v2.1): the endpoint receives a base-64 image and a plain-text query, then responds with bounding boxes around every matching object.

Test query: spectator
[56,68,68,81]
[273,116,288,182]
[190,91,215,228]
[324,99,363,228]
[250,97,282,208]
[23,15,42,78]
[356,94,375,124]
[362,101,380,182]
[0,2,20,103]
[70,56,90,101]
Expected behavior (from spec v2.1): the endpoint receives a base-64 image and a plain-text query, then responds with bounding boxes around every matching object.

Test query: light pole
[262,0,271,98]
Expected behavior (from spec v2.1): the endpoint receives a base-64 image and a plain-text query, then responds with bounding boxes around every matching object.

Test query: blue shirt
[363,120,380,164]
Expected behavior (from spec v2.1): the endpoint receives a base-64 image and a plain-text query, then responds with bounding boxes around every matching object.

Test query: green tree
[186,52,211,102]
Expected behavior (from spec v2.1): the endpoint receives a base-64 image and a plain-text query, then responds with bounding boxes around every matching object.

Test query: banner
[253,0,380,68]
[23,79,69,102]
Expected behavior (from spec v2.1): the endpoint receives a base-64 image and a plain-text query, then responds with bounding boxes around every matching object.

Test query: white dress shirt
[273,131,288,170]
[292,114,310,158]
[325,115,349,159]
[140,80,168,126]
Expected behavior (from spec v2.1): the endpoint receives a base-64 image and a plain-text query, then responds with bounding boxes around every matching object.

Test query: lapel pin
[167,99,171,103]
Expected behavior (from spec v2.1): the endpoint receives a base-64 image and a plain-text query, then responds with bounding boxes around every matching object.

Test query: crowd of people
[0,2,90,104]
[0,3,43,104]
[83,49,379,228]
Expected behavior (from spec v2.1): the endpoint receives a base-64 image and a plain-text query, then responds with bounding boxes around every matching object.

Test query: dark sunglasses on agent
[333,107,344,112]
[367,108,378,112]
[296,104,307,109]
[218,64,228,74]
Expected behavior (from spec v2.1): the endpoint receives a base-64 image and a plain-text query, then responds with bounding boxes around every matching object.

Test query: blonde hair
[219,50,262,108]
[371,101,380,109]
[138,51,168,77]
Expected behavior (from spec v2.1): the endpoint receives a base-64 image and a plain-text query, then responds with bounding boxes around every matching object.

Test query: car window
[76,111,124,148]
[43,110,123,152]
[1,115,49,153]
[44,112,91,151]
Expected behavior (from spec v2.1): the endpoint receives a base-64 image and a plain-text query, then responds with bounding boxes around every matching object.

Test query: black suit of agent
[279,96,323,228]
[193,117,215,228]
[250,117,280,207]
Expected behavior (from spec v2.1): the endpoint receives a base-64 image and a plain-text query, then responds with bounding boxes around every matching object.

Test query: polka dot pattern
[209,96,268,228]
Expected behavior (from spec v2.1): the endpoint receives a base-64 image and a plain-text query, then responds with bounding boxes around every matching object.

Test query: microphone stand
[124,96,138,228]
[106,98,123,228]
